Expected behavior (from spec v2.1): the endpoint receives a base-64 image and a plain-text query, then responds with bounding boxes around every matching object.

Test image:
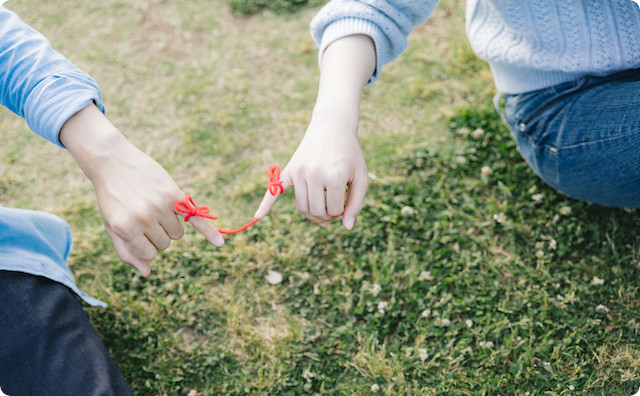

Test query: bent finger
[107,228,152,276]
[160,211,185,240]
[145,225,172,251]
[325,184,346,217]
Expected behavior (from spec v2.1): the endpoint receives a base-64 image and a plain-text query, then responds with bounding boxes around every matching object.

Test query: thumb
[254,170,291,219]
[342,172,369,230]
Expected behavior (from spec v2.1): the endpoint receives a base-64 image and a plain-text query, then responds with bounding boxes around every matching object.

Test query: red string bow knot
[268,165,284,196]
[175,195,218,222]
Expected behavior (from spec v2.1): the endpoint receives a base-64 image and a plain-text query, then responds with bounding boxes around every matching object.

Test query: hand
[60,104,224,276]
[255,34,375,229]
[255,111,368,229]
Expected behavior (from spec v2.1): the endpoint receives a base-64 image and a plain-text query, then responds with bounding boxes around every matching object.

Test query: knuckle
[110,218,137,240]
[169,227,184,240]
[140,249,157,262]
[296,201,309,214]
[157,239,171,251]
[328,207,344,217]
[325,170,344,187]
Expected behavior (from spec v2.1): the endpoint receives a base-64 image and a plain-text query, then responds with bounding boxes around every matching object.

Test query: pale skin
[255,34,376,229]
[59,103,224,277]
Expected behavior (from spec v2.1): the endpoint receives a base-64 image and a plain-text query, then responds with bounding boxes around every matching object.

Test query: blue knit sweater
[311,0,640,93]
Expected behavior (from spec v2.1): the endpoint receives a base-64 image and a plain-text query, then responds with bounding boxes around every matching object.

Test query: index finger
[187,216,225,247]
[254,171,291,219]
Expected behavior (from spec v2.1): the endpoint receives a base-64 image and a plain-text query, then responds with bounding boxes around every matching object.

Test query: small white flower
[418,271,433,281]
[265,270,283,285]
[302,370,315,382]
[417,348,429,361]
[543,362,551,368]
[559,206,572,216]
[481,166,493,178]
[528,185,537,194]
[401,206,416,216]
[371,384,380,392]
[377,301,389,314]
[531,193,544,202]
[371,283,382,296]
[455,156,468,165]
[549,239,557,250]
[466,319,473,328]
[472,128,485,139]
[591,276,605,286]
[493,212,506,224]
[441,318,451,327]
[569,385,575,391]
[479,340,494,349]
[535,250,545,258]
[595,304,609,314]
[458,127,471,138]
[421,309,431,318]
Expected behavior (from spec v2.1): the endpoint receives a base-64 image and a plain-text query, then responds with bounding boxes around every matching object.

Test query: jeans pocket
[510,77,589,135]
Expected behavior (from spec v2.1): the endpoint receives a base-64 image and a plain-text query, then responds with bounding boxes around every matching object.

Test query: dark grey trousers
[0,271,132,395]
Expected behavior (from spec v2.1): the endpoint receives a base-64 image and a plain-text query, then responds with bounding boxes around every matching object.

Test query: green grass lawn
[2,0,640,394]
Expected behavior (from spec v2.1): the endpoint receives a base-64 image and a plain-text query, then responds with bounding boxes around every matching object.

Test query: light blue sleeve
[0,6,105,147]
[310,0,440,86]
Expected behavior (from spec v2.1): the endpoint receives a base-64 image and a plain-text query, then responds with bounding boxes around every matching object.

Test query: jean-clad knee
[502,68,640,208]
[0,271,133,396]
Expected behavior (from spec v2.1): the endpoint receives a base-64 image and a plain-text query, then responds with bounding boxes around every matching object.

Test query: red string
[175,195,217,222]
[218,217,260,235]
[174,165,283,235]
[268,165,284,196]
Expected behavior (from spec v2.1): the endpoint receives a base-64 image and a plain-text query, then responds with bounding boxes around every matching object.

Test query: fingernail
[345,217,355,230]
[213,234,225,246]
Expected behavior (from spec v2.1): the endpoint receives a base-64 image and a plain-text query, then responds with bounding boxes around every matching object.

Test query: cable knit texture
[311,0,640,93]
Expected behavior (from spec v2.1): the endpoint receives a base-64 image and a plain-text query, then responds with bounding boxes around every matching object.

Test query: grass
[1,0,640,395]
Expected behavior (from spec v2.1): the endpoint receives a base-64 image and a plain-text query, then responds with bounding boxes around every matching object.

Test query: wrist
[59,104,132,182]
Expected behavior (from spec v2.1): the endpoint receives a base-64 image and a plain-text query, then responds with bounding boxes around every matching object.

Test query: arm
[256,0,439,229]
[60,104,224,277]
[1,7,224,276]
[255,34,375,229]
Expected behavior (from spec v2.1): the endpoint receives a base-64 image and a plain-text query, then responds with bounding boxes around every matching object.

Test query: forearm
[312,34,375,133]
[59,103,131,184]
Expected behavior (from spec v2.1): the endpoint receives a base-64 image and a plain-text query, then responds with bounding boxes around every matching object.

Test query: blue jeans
[0,271,132,395]
[501,68,640,208]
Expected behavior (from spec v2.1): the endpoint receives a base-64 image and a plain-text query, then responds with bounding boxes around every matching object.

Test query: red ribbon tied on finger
[175,195,218,222]
[268,165,284,196]
[174,165,284,235]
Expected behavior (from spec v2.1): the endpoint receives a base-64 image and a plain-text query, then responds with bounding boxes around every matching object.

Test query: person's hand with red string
[59,104,224,277]
[255,35,375,230]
